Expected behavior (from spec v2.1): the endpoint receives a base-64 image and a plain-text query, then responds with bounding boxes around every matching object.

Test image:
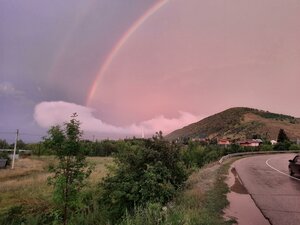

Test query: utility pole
[11,129,19,169]
[141,128,145,139]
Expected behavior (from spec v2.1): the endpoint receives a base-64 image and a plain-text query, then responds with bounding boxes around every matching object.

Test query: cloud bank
[34,101,200,138]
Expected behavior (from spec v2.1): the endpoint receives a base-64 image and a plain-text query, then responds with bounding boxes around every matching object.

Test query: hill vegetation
[166,107,300,141]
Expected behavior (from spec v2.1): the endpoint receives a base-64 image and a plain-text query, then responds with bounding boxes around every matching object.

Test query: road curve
[234,153,300,225]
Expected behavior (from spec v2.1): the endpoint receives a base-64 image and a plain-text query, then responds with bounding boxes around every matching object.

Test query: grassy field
[0,156,113,214]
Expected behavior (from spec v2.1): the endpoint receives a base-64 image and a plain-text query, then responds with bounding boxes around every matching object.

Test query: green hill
[166,107,300,141]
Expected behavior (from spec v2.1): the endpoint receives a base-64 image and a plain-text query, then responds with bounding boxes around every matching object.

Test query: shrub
[99,134,187,223]
[289,144,300,150]
[273,141,291,151]
[0,151,11,167]
[120,203,165,225]
[181,142,206,168]
[260,144,273,151]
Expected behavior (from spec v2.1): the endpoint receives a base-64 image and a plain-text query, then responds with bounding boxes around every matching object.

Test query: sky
[1,0,300,142]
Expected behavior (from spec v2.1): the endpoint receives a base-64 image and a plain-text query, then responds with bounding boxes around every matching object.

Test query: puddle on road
[230,167,248,194]
[224,165,270,225]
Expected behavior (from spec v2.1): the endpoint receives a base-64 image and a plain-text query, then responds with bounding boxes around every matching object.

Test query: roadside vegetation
[1,115,300,225]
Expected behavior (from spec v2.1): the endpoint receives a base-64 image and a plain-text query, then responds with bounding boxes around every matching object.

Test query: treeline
[1,138,128,157]
[0,139,27,150]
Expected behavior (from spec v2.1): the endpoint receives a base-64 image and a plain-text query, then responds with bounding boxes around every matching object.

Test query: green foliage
[16,139,26,150]
[120,203,165,225]
[99,133,188,223]
[254,110,295,121]
[181,142,206,168]
[0,205,24,225]
[43,113,93,225]
[86,139,120,156]
[260,144,273,151]
[0,204,56,225]
[289,144,300,150]
[120,163,233,225]
[0,139,9,149]
[274,129,290,150]
[28,142,52,155]
[0,151,11,166]
[277,129,289,143]
[181,143,246,170]
[273,141,291,151]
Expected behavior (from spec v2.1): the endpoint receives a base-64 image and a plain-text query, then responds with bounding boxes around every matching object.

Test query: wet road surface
[234,153,300,225]
[225,165,269,225]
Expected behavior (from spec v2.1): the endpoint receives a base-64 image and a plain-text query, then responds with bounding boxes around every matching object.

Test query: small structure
[218,138,231,147]
[238,139,262,147]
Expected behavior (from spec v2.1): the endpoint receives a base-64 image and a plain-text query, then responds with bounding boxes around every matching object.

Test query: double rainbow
[86,0,169,106]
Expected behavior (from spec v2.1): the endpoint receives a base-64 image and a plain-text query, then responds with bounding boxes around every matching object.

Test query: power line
[0,131,44,137]
[19,132,44,137]
[0,131,16,135]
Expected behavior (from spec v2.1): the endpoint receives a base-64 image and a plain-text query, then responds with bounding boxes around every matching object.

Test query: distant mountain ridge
[166,107,300,141]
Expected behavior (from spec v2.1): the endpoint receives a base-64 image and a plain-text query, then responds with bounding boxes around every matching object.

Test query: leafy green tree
[43,113,92,225]
[17,139,26,149]
[274,129,290,150]
[277,129,289,143]
[0,139,9,149]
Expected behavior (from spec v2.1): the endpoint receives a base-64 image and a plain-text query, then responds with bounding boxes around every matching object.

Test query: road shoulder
[224,163,270,225]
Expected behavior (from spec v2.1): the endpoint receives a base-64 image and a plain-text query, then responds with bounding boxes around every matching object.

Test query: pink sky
[87,0,300,128]
[1,0,300,139]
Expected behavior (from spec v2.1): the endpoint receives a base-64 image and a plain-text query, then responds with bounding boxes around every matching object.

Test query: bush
[120,203,165,225]
[99,134,188,223]
[181,142,206,168]
[0,151,11,167]
[273,141,291,151]
[260,144,273,151]
[203,148,220,164]
[289,144,300,150]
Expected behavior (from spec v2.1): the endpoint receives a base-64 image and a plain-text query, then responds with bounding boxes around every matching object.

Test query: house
[270,140,277,145]
[238,139,262,147]
[218,138,231,146]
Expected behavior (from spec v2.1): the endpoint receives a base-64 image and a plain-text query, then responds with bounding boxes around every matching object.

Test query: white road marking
[266,158,300,181]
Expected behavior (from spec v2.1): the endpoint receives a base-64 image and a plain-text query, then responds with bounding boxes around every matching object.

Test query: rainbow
[48,0,96,81]
[86,0,169,106]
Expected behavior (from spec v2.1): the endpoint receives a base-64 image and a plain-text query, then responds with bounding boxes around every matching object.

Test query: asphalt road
[234,153,300,225]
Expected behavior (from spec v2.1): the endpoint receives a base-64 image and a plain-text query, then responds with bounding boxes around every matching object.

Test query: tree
[100,132,187,223]
[0,139,9,149]
[44,113,92,225]
[277,129,289,143]
[274,129,291,150]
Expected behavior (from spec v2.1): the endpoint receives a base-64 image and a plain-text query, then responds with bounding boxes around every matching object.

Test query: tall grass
[0,156,112,221]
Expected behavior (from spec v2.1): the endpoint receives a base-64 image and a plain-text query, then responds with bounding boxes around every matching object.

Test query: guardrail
[218,150,300,164]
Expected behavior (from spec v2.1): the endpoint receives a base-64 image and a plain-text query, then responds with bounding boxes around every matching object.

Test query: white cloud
[34,101,200,138]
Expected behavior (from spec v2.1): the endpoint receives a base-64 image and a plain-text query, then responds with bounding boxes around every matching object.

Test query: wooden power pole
[11,129,19,169]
